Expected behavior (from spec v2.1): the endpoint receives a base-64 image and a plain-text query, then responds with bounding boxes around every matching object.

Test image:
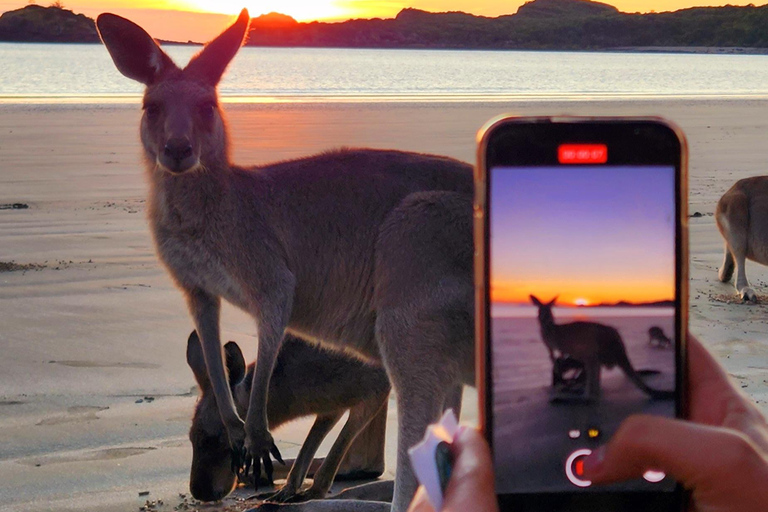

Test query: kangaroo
[648,326,672,349]
[96,12,474,511]
[187,331,391,503]
[716,176,768,302]
[530,295,674,401]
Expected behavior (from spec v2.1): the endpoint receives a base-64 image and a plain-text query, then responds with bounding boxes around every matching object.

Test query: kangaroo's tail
[617,350,675,400]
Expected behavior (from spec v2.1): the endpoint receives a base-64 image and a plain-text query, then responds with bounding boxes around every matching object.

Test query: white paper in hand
[407,409,459,511]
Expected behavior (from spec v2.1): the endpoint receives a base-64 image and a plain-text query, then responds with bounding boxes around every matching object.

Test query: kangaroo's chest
[156,226,249,310]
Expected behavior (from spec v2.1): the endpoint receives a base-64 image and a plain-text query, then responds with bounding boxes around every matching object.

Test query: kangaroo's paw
[739,287,758,302]
[244,428,285,485]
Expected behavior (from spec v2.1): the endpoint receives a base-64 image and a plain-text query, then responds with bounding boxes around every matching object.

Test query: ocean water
[2,42,768,101]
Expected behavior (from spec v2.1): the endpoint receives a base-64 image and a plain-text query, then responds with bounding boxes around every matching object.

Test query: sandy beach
[2,98,768,511]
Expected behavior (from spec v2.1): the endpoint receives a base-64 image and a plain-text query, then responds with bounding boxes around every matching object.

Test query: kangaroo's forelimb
[187,289,245,446]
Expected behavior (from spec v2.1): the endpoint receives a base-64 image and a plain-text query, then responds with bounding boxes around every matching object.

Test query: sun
[573,298,590,306]
[183,0,353,21]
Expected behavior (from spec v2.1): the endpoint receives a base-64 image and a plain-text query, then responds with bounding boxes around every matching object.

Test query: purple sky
[490,165,676,305]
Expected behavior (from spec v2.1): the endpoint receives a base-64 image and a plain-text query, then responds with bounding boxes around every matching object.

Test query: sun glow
[183,0,353,21]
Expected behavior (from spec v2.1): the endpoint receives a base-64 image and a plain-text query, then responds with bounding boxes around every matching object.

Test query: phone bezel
[474,116,689,511]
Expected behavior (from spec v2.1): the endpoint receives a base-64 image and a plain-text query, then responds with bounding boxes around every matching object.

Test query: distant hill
[246,0,768,50]
[3,0,768,50]
[0,4,98,43]
[578,300,675,308]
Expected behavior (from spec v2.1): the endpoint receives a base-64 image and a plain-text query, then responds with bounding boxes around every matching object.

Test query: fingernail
[583,446,606,475]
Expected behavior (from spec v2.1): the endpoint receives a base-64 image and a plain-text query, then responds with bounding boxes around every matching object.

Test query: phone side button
[565,449,593,488]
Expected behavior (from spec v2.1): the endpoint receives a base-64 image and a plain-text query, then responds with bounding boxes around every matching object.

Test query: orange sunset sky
[0,0,764,41]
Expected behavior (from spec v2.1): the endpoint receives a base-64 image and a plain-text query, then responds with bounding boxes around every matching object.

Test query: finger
[264,453,275,485]
[442,427,499,512]
[686,336,768,450]
[407,486,436,512]
[583,414,761,487]
[270,442,285,465]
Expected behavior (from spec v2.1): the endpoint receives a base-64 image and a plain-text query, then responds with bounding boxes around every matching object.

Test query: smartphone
[474,117,688,511]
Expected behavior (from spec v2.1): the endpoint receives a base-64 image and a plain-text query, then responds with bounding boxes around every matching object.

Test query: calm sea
[2,42,768,102]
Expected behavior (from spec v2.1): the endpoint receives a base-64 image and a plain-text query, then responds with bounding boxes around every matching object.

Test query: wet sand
[1,99,768,510]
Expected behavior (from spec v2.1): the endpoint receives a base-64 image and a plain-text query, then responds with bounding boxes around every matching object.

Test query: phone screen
[489,163,677,494]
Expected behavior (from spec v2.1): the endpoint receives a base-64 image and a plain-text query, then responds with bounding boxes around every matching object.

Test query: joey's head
[97,10,249,175]
[530,294,558,324]
[186,331,247,501]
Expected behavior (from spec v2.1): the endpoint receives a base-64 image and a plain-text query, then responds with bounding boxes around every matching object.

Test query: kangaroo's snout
[160,137,197,173]
[189,471,236,502]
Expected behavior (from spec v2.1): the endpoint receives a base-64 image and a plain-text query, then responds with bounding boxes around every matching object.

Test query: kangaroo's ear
[97,13,178,85]
[549,296,559,306]
[185,9,249,86]
[530,295,542,306]
[224,341,246,386]
[186,330,210,390]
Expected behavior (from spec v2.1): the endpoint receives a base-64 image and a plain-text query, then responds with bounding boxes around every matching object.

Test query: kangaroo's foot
[258,484,306,504]
[739,286,758,302]
[281,485,329,503]
[244,428,285,484]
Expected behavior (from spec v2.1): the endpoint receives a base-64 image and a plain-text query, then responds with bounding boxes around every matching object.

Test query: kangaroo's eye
[199,102,217,122]
[144,103,161,121]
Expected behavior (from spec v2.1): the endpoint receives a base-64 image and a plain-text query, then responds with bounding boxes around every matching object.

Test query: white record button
[565,449,593,488]
[643,470,666,483]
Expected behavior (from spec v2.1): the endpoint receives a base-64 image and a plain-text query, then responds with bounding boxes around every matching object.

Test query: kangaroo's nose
[164,138,193,162]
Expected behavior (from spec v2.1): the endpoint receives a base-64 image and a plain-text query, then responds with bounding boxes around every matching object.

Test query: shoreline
[5,92,768,106]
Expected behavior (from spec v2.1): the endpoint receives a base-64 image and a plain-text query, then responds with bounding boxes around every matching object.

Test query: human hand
[583,335,768,511]
[407,426,499,512]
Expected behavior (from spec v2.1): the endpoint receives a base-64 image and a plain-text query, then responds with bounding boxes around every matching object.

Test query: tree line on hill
[2,0,768,50]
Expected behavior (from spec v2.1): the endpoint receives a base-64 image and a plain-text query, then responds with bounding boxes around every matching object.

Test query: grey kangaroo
[97,11,475,511]
[530,295,673,401]
[716,176,768,302]
[187,330,391,503]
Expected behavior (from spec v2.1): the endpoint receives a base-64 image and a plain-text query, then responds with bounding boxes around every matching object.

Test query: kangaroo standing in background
[530,295,673,401]
[716,176,768,302]
[187,331,391,503]
[97,11,474,511]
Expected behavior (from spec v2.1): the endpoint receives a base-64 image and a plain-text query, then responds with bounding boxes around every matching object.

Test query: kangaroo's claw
[263,453,274,485]
[270,442,285,465]
[231,444,246,475]
[243,451,252,478]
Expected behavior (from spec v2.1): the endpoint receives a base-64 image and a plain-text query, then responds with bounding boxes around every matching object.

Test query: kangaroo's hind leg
[261,411,344,503]
[719,244,735,283]
[288,389,390,503]
[377,308,470,512]
[717,189,755,301]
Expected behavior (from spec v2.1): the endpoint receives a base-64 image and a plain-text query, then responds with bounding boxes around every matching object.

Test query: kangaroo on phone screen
[648,326,673,349]
[97,11,474,511]
[530,295,673,401]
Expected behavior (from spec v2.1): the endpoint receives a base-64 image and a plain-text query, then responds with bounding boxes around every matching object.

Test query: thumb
[582,414,759,487]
